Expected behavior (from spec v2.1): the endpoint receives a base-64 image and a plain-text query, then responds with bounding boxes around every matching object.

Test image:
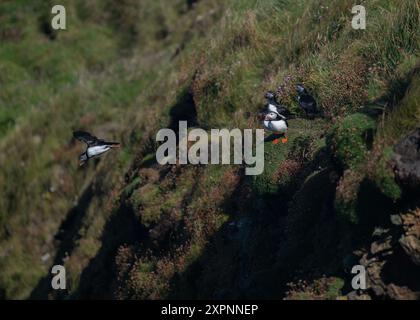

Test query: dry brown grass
[335,169,364,204]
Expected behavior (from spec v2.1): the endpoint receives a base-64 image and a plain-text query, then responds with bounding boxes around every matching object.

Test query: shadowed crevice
[29,184,95,299]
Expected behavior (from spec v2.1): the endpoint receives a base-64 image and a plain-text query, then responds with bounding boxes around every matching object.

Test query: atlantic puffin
[261,111,289,144]
[296,84,319,118]
[73,131,120,166]
[264,91,292,116]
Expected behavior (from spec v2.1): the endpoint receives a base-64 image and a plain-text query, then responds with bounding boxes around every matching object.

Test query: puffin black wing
[298,94,318,116]
[73,131,100,146]
[264,102,293,117]
[73,131,120,147]
[276,104,294,117]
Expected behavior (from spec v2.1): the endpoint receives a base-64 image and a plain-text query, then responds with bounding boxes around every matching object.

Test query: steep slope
[0,0,224,299]
[0,0,419,300]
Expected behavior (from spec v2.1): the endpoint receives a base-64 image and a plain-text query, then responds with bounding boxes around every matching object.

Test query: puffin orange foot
[273,139,279,145]
[281,137,288,144]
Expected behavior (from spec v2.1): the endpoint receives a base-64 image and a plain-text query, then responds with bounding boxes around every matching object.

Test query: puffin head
[265,91,276,100]
[296,84,306,95]
[264,111,279,121]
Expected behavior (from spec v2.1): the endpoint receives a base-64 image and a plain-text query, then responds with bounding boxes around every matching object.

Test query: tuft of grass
[335,169,365,224]
[328,113,376,170]
[286,277,345,300]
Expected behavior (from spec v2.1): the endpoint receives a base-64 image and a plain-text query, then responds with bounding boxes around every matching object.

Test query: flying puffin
[264,91,292,116]
[73,131,120,166]
[260,111,289,144]
[296,84,319,118]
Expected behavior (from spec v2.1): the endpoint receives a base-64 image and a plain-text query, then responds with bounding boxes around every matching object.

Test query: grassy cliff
[0,0,419,299]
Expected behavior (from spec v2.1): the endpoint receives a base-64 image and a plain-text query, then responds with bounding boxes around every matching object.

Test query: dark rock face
[399,209,420,266]
[352,129,420,300]
[392,128,420,189]
[355,210,420,300]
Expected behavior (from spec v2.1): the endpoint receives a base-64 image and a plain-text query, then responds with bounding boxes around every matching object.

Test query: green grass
[328,113,376,169]
[250,118,326,196]
[0,0,418,299]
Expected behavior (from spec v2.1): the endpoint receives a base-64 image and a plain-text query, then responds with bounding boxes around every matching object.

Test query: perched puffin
[261,111,289,144]
[264,91,292,116]
[73,131,120,166]
[296,84,319,118]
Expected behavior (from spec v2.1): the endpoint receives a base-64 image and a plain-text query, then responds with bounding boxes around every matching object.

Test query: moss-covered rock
[373,146,402,201]
[328,113,376,169]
